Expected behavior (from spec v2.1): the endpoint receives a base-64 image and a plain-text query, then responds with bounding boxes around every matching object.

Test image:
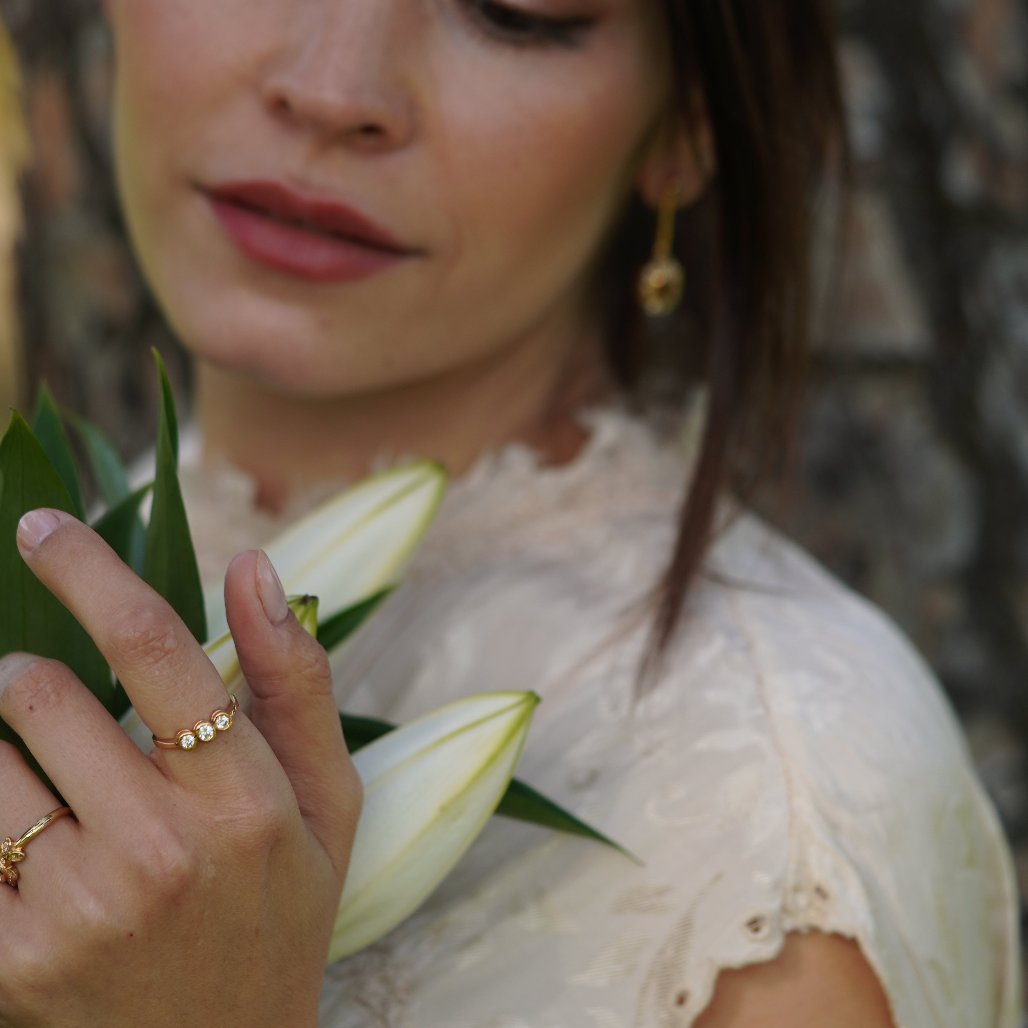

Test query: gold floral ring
[152,695,240,752]
[0,805,74,888]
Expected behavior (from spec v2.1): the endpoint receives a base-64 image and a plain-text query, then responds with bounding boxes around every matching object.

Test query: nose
[260,2,416,152]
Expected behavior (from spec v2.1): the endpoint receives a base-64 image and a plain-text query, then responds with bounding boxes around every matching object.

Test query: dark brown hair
[600,2,847,673]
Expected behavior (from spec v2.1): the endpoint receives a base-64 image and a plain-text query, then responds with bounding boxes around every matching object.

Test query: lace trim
[178,403,702,585]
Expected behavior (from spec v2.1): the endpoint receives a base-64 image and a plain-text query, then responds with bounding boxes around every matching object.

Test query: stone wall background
[3,0,1028,992]
[0,14,28,416]
[0,0,188,447]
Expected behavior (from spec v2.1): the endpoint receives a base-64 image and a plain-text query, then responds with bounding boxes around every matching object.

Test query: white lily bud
[329,691,539,961]
[121,461,445,752]
[204,460,446,640]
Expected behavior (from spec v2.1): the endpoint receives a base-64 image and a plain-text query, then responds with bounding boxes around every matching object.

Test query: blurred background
[2,0,1028,983]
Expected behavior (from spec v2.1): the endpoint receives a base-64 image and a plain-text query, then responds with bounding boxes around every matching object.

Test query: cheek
[110,1,274,189]
[111,1,222,116]
[110,2,263,305]
[111,5,209,221]
[434,50,663,303]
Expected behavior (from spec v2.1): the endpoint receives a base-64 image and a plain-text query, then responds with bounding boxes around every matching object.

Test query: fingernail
[0,654,39,692]
[17,509,62,555]
[256,550,289,625]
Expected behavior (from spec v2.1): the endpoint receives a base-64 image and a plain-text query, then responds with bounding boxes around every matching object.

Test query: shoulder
[696,509,972,785]
[640,509,1022,1027]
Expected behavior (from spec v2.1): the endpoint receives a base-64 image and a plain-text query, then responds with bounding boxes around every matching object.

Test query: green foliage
[141,350,207,646]
[30,384,85,519]
[0,413,111,709]
[66,410,147,572]
[317,588,393,651]
[92,483,153,576]
[64,409,132,507]
[0,351,204,755]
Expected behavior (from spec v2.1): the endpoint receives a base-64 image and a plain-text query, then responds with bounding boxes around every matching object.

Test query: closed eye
[462,0,595,48]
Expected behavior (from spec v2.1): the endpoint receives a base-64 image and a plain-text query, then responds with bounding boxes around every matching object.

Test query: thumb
[224,549,362,872]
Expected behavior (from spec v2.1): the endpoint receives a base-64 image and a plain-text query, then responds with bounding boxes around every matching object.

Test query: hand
[0,510,362,1028]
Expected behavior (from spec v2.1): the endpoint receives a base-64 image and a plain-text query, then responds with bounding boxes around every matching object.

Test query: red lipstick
[206,181,415,282]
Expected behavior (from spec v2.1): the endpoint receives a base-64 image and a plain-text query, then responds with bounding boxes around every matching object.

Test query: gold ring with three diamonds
[152,695,240,752]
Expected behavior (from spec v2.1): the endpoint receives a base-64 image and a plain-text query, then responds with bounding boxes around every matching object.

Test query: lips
[205,180,415,282]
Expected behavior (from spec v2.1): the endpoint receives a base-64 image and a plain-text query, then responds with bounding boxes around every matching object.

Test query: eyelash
[463,0,594,48]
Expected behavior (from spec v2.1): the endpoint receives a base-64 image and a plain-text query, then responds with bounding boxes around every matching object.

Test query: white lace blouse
[180,409,1021,1027]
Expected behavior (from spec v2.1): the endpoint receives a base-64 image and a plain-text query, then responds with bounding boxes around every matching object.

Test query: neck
[196,320,612,512]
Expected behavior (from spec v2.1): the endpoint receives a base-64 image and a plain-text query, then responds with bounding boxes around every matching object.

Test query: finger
[225,550,361,867]
[0,738,79,904]
[0,653,155,830]
[16,510,252,781]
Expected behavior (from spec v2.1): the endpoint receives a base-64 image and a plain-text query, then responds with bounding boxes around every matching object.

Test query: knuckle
[64,878,124,942]
[220,788,293,851]
[293,638,332,694]
[130,825,195,899]
[246,631,331,699]
[107,601,180,673]
[2,939,54,1009]
[105,803,197,904]
[3,894,115,996]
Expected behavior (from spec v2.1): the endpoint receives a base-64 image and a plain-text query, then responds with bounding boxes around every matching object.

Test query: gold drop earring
[637,185,684,317]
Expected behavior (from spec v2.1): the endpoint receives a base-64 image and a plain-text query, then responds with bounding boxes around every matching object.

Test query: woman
[0,1,1020,1025]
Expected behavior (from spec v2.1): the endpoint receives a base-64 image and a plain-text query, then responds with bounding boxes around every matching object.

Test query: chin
[154,273,487,400]
[168,305,408,399]
[196,333,362,397]
[154,285,318,389]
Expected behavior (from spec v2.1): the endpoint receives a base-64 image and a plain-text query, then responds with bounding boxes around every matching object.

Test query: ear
[636,100,716,209]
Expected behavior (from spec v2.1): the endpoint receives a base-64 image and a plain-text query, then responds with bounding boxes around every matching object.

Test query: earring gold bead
[637,186,685,317]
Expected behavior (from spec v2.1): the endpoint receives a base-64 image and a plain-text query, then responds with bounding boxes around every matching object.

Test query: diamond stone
[179,732,198,751]
[214,713,232,732]
[197,722,216,743]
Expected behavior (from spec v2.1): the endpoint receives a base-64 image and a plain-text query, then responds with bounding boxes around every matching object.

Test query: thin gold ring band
[153,695,240,752]
[1,805,74,888]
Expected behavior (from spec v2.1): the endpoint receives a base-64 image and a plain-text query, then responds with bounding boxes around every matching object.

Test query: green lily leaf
[340,711,632,856]
[92,481,153,577]
[497,778,639,862]
[30,384,85,520]
[0,413,112,710]
[142,351,206,645]
[65,409,132,507]
[317,588,393,652]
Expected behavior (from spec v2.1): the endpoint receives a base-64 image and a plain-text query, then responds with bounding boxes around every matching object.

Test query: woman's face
[107,0,671,398]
